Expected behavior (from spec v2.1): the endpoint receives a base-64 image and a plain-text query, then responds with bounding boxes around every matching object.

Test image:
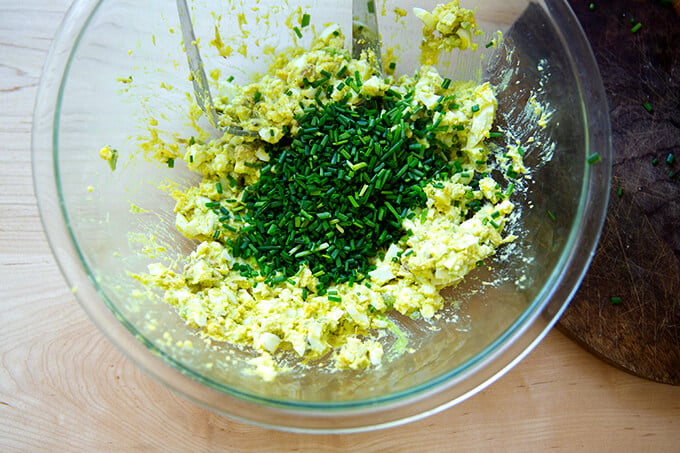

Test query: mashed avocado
[135,3,524,379]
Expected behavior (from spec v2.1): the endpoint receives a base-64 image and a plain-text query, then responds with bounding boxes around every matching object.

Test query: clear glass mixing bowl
[32,0,611,432]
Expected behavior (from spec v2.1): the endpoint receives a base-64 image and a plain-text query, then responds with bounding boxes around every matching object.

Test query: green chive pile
[229,91,456,292]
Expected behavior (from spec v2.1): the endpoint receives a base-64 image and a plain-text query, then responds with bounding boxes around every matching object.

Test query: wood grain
[559,0,680,385]
[1,1,679,451]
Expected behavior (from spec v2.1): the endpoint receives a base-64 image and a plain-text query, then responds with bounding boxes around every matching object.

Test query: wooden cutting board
[558,0,680,385]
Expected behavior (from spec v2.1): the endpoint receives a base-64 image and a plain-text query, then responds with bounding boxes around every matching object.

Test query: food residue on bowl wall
[117,1,551,381]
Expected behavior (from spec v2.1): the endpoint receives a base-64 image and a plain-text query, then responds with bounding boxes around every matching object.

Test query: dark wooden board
[558,0,680,385]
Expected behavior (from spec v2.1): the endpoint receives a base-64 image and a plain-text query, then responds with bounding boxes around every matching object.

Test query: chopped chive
[227,75,235,83]
[631,22,642,33]
[617,187,623,197]
[643,101,653,113]
[215,182,223,194]
[546,210,556,221]
[471,104,480,113]
[104,148,119,172]
[293,26,302,38]
[589,2,595,10]
[441,78,451,89]
[254,91,262,102]
[489,131,504,138]
[301,13,310,28]
[610,296,622,305]
[666,153,675,165]
[485,41,494,48]
[367,0,375,14]
[652,157,659,166]
[587,152,601,164]
[167,157,175,168]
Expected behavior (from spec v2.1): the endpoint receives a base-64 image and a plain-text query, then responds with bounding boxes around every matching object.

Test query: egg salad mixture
[133,2,526,380]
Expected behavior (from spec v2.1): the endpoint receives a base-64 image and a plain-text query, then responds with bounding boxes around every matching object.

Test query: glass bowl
[32,0,611,433]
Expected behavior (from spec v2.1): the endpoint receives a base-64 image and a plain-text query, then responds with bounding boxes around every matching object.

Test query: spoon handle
[176,0,219,127]
[352,0,382,75]
[176,0,257,137]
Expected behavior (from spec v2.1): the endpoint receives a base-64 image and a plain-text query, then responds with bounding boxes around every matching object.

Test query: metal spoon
[352,0,383,76]
[175,0,258,138]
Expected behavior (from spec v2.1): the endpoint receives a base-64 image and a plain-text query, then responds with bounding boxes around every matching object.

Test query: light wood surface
[1,1,679,451]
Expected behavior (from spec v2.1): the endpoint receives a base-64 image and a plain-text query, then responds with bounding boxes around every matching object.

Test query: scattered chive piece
[301,13,310,28]
[631,22,642,33]
[546,210,556,221]
[471,104,480,113]
[215,182,223,194]
[652,157,659,166]
[229,90,458,291]
[107,149,119,172]
[610,296,622,305]
[617,187,623,197]
[643,101,653,113]
[589,2,595,10]
[367,0,375,14]
[504,183,515,197]
[476,260,485,267]
[441,78,451,89]
[254,91,262,102]
[293,26,302,38]
[485,41,494,48]
[587,152,601,164]
[489,131,504,138]
[227,75,234,83]
[167,157,175,168]
[388,61,396,70]
[666,153,675,165]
